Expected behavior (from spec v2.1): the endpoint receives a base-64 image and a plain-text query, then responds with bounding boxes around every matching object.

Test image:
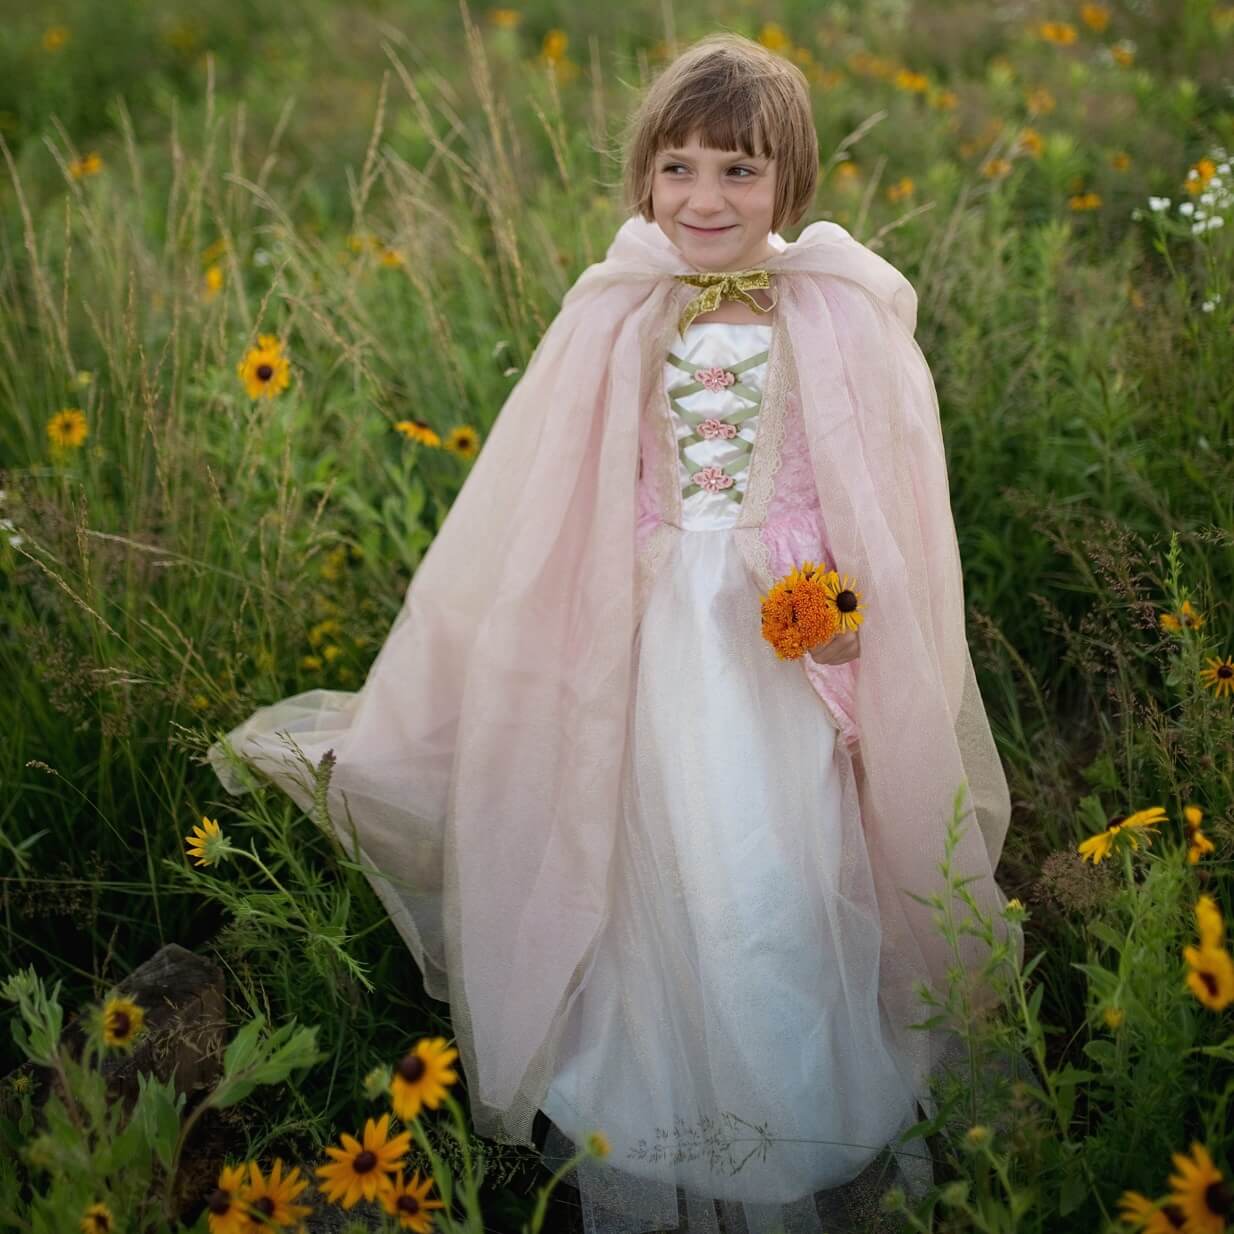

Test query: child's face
[650,132,778,273]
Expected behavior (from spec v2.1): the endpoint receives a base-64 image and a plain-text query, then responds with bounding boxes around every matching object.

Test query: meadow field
[2,0,1233,1231]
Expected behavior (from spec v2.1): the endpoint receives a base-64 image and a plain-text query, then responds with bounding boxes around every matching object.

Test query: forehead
[659,143,771,160]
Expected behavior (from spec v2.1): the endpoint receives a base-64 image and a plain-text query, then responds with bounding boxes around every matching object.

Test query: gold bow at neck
[673,269,777,336]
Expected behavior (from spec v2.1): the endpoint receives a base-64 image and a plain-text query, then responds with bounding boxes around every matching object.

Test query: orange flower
[760,561,840,661]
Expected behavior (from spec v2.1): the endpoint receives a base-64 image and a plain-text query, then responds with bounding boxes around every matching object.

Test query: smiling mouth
[681,223,735,233]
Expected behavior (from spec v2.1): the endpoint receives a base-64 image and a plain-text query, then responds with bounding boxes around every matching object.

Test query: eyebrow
[660,150,769,162]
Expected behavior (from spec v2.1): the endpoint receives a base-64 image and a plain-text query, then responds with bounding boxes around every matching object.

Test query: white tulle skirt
[537,528,930,1234]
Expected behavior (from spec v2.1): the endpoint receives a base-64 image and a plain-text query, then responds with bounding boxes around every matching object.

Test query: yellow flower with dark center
[80,1201,113,1234]
[185,816,227,868]
[1160,600,1204,632]
[241,1158,313,1228]
[69,152,103,179]
[1116,1189,1189,1232]
[43,26,70,51]
[204,264,224,299]
[443,425,480,459]
[894,69,929,93]
[47,408,88,449]
[886,176,914,201]
[1068,192,1102,211]
[394,419,442,448]
[820,570,864,634]
[487,9,521,29]
[1183,943,1234,1011]
[316,1113,411,1209]
[377,1168,447,1232]
[1200,656,1234,698]
[205,1163,252,1234]
[760,561,840,661]
[379,247,404,268]
[99,995,145,1051]
[1167,1141,1233,1231]
[237,334,292,401]
[1016,128,1044,157]
[389,1036,460,1122]
[1076,806,1166,865]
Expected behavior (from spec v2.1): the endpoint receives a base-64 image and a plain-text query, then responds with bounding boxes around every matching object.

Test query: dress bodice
[661,322,773,531]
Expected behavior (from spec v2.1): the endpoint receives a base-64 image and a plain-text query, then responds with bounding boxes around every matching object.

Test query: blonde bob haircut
[622,33,819,235]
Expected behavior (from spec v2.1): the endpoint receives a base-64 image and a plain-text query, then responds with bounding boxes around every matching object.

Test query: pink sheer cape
[208,214,1024,1151]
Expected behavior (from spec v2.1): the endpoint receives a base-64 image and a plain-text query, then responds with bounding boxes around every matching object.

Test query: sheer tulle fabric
[207,216,1023,1197]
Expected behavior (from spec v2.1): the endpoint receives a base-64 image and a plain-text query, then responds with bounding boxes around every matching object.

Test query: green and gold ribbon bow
[673,269,777,336]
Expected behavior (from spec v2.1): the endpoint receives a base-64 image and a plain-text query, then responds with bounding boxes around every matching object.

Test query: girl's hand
[807,630,860,666]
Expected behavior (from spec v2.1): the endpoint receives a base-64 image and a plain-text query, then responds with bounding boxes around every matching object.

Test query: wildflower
[1080,4,1111,32]
[1110,151,1131,171]
[394,419,441,447]
[302,654,323,671]
[586,1131,611,1159]
[72,370,94,388]
[894,69,929,93]
[541,28,567,60]
[1159,600,1204,632]
[1109,40,1136,67]
[1116,1189,1189,1231]
[320,545,349,582]
[1103,1005,1125,1030]
[185,816,227,868]
[1194,894,1225,950]
[964,1124,991,1148]
[886,176,914,201]
[820,571,864,634]
[388,1036,460,1123]
[241,1159,313,1228]
[443,425,480,459]
[1182,943,1234,1013]
[1184,807,1215,866]
[1068,191,1103,211]
[80,1202,113,1234]
[760,561,841,661]
[376,1169,447,1233]
[1015,127,1044,157]
[316,1113,411,1209]
[205,1163,252,1234]
[1036,21,1078,45]
[99,995,145,1051]
[68,152,103,179]
[757,23,790,53]
[308,618,343,648]
[1076,806,1166,865]
[1200,656,1234,698]
[981,157,1013,179]
[1167,1141,1233,1232]
[204,264,224,299]
[487,8,521,29]
[47,408,88,449]
[930,88,959,111]
[43,25,71,51]
[237,334,291,401]
[1185,158,1218,195]
[379,247,404,268]
[1025,86,1056,115]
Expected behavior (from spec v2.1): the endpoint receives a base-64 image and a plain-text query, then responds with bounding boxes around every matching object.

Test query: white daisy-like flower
[1148,196,1171,211]
[1179,201,1195,216]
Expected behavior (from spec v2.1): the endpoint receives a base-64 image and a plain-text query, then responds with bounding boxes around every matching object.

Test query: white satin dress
[537,322,926,1234]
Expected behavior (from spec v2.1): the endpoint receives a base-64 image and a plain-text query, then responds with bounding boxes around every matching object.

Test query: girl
[210,32,1022,1234]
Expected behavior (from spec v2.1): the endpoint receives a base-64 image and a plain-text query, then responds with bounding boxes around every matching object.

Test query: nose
[686,174,726,213]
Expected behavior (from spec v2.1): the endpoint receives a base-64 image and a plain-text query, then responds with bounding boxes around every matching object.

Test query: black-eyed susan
[820,570,865,635]
[1184,806,1215,865]
[389,1036,459,1123]
[541,28,568,61]
[241,1158,313,1229]
[1183,945,1234,1012]
[1160,600,1205,633]
[315,1113,411,1209]
[205,1163,252,1234]
[1166,1141,1232,1233]
[69,153,103,179]
[1115,1189,1188,1232]
[1194,894,1224,950]
[47,408,88,449]
[237,334,292,401]
[376,1168,447,1233]
[185,816,228,868]
[1036,20,1078,44]
[1200,656,1234,699]
[1076,806,1166,865]
[1080,4,1111,33]
[760,562,840,661]
[99,995,145,1051]
[394,419,442,448]
[80,1201,113,1234]
[443,426,480,459]
[1068,192,1103,211]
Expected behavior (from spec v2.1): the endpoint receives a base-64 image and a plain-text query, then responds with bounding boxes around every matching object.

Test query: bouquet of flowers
[759,560,865,661]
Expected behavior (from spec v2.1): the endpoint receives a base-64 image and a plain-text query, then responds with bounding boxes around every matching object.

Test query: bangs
[654,92,777,160]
